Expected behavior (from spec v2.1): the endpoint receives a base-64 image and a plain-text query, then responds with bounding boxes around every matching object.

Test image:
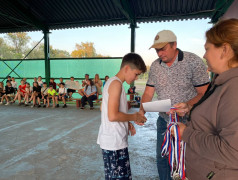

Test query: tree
[0,37,14,59]
[5,33,30,58]
[71,42,105,58]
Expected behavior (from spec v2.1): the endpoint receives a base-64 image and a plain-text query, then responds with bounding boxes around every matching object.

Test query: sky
[1,18,213,66]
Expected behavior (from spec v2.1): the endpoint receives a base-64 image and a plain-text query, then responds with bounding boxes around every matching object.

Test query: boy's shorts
[67,89,76,93]
[102,147,132,180]
[57,94,68,99]
[36,93,42,99]
[42,95,48,99]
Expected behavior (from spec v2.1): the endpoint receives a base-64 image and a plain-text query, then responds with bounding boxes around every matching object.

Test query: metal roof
[0,0,227,33]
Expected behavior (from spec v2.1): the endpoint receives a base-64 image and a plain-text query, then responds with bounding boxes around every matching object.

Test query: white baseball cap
[150,30,177,49]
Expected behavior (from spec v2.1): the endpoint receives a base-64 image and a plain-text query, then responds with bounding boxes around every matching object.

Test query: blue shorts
[57,94,68,99]
[102,147,132,180]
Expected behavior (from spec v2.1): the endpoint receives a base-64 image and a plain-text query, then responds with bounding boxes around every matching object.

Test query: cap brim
[149,42,168,49]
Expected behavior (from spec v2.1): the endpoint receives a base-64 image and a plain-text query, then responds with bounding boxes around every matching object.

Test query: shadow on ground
[0,104,159,180]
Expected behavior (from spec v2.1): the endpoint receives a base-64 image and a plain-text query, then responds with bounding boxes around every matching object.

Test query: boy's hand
[128,122,136,136]
[134,112,147,124]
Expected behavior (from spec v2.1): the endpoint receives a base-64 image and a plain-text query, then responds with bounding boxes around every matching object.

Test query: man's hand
[135,109,146,126]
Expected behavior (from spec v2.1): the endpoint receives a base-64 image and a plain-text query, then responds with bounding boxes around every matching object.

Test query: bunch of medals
[161,112,186,180]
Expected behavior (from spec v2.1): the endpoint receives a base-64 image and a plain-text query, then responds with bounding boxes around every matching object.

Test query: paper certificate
[65,80,81,90]
[142,99,171,112]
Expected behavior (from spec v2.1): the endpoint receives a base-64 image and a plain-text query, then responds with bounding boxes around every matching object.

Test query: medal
[161,112,187,180]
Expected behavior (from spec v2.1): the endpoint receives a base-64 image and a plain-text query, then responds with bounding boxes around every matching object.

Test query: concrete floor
[0,104,159,180]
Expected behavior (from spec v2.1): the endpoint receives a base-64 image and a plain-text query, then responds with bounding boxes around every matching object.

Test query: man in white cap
[140,30,210,180]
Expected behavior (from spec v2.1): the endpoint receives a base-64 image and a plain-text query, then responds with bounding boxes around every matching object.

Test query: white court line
[0,115,99,170]
[0,115,55,133]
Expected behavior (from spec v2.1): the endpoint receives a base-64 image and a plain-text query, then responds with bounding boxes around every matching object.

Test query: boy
[55,83,67,108]
[31,82,41,108]
[67,76,76,99]
[49,78,56,90]
[0,81,14,105]
[41,82,49,108]
[97,53,147,180]
[11,77,17,93]
[47,85,57,108]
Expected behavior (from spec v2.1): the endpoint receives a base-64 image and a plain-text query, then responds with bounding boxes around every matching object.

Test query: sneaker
[62,104,67,108]
[31,105,35,108]
[5,102,10,106]
[38,105,41,108]
[0,102,3,105]
[56,104,59,108]
[18,103,22,106]
[90,107,94,110]
[25,102,28,105]
[43,105,46,108]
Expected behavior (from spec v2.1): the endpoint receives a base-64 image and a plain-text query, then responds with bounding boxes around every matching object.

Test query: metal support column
[44,31,50,85]
[130,23,137,87]
[130,23,136,53]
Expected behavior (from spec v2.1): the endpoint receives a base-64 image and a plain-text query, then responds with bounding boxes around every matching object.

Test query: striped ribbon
[161,112,186,180]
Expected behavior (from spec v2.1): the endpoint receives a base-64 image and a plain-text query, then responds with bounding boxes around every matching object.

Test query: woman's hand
[171,122,187,139]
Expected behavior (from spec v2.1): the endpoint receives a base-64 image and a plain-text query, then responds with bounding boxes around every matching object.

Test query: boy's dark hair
[49,85,53,87]
[70,76,74,78]
[120,53,146,73]
[85,74,89,76]
[43,82,47,85]
[60,83,65,86]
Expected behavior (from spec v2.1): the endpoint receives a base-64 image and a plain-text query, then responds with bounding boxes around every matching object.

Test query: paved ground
[0,104,159,180]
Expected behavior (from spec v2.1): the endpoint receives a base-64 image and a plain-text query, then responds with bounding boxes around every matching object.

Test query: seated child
[31,82,42,108]
[47,85,57,108]
[37,76,43,87]
[80,79,97,110]
[55,83,67,108]
[78,74,89,96]
[11,77,17,94]
[0,81,15,105]
[12,80,26,105]
[97,53,147,180]
[49,78,56,90]
[41,82,49,108]
[0,82,5,98]
[56,77,64,90]
[67,76,76,99]
[23,83,32,106]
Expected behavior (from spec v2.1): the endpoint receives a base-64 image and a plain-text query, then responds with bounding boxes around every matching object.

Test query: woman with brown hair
[172,19,238,180]
[81,79,97,110]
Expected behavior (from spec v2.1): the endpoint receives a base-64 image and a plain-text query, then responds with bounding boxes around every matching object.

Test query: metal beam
[1,0,47,31]
[44,31,50,85]
[112,0,136,26]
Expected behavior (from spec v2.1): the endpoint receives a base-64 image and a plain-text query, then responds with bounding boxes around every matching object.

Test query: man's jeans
[157,116,172,180]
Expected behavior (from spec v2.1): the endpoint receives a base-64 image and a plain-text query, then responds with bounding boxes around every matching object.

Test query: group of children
[0,74,110,109]
[0,76,68,108]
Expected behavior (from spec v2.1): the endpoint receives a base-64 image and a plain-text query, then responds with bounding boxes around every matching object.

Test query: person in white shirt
[55,83,67,108]
[37,76,43,87]
[41,82,49,108]
[11,77,17,94]
[97,53,147,179]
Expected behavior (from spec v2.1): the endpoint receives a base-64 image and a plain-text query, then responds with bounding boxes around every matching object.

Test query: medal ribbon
[161,112,186,179]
